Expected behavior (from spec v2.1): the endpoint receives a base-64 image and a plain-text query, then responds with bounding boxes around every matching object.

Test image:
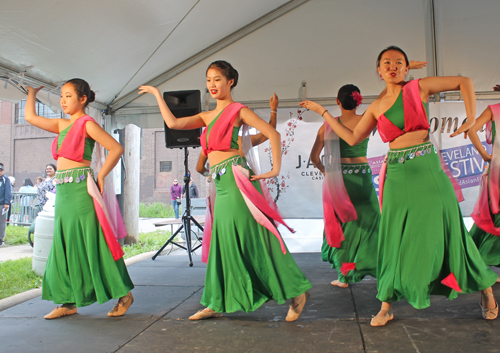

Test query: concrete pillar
[123,124,141,244]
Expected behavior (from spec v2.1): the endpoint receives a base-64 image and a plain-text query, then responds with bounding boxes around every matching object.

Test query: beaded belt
[53,167,94,185]
[208,155,246,182]
[385,142,437,164]
[341,163,372,175]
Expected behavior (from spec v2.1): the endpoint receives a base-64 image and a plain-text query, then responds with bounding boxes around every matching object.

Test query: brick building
[0,100,56,188]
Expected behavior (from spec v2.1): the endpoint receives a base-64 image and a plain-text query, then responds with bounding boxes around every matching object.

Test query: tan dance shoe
[285,291,310,322]
[108,292,134,317]
[480,293,499,320]
[370,309,394,327]
[331,280,348,288]
[189,308,223,320]
[44,305,77,320]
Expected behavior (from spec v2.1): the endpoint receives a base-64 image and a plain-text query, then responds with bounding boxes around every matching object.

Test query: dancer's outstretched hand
[299,100,325,116]
[270,93,279,111]
[450,118,474,139]
[26,86,44,95]
[409,61,428,70]
[138,85,160,95]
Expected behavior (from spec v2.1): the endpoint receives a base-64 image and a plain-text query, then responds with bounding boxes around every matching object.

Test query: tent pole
[429,0,440,102]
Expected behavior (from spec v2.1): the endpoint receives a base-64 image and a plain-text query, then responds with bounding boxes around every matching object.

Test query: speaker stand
[152,147,203,266]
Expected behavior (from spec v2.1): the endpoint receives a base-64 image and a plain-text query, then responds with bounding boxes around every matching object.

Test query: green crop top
[338,118,369,158]
[206,109,240,151]
[57,123,95,161]
[384,90,428,131]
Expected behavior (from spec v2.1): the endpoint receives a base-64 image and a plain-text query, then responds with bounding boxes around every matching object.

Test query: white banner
[255,100,500,218]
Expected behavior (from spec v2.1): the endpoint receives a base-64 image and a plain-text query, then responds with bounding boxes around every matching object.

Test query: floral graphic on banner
[265,108,305,203]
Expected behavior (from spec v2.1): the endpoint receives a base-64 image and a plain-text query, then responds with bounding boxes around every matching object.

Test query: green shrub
[139,202,177,218]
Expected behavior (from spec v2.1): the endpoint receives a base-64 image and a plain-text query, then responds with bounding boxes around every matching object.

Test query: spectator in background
[0,163,12,246]
[19,178,36,193]
[6,176,15,223]
[19,178,37,222]
[36,163,56,210]
[35,176,44,189]
[182,178,199,199]
[170,179,182,219]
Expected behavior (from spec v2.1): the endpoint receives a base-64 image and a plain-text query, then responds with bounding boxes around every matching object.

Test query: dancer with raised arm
[25,79,134,319]
[310,85,379,288]
[300,46,498,326]
[139,61,311,321]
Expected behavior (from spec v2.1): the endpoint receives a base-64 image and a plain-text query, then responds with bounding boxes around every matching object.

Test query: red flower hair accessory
[351,91,363,106]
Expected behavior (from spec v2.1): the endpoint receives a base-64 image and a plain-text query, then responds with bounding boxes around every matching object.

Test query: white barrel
[32,196,55,276]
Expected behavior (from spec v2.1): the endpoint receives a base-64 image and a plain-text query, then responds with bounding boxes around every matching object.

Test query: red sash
[200,103,247,156]
[52,115,96,162]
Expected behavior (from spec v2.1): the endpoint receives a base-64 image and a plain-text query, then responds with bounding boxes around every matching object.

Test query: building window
[15,99,63,124]
[160,161,172,172]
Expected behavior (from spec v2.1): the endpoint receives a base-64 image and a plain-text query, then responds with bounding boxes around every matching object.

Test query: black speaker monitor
[163,90,202,148]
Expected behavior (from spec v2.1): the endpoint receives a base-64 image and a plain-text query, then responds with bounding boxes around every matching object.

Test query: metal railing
[7,192,39,226]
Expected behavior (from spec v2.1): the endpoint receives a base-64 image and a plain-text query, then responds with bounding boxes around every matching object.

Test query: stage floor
[1,252,500,353]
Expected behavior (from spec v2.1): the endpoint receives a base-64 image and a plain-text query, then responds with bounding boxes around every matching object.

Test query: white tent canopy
[1,0,499,127]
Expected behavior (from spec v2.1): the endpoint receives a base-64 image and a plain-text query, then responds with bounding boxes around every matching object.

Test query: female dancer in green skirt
[310,85,379,287]
[26,79,134,319]
[301,46,498,326]
[468,103,500,291]
[139,60,312,321]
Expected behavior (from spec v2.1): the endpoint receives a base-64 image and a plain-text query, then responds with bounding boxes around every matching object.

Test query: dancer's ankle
[482,289,496,309]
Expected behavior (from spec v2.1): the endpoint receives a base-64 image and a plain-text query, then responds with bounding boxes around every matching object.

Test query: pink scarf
[471,103,500,235]
[322,122,357,248]
[201,125,293,263]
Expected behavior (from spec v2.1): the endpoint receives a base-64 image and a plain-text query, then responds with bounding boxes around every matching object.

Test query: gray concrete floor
[1,252,500,353]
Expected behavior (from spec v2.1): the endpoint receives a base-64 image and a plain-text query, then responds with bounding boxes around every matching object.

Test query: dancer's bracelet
[321,109,328,117]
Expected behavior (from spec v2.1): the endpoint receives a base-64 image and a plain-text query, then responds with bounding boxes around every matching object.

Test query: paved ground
[1,251,500,353]
[0,243,33,262]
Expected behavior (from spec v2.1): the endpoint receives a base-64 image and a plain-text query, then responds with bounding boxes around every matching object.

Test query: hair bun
[87,90,96,103]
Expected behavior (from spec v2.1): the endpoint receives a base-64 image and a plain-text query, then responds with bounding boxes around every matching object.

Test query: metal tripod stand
[152,147,203,266]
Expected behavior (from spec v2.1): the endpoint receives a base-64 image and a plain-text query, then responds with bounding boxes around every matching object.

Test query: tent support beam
[0,63,107,111]
[109,0,309,112]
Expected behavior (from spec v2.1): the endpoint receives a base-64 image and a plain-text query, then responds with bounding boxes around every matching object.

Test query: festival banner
[255,100,500,218]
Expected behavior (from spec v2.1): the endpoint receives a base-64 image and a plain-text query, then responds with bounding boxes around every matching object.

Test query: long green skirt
[201,156,312,313]
[42,167,134,307]
[321,163,379,283]
[470,171,500,267]
[377,142,497,309]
